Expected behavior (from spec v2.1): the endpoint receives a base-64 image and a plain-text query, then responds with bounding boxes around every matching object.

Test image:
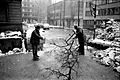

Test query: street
[0,28,120,80]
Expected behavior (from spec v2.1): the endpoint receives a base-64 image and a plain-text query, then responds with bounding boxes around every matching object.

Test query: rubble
[92,47,120,72]
[0,48,24,57]
[96,19,120,42]
[90,19,120,73]
[115,55,120,62]
[0,50,5,56]
[115,66,120,73]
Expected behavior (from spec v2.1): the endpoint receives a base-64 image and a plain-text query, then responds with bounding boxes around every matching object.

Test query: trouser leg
[78,42,84,55]
[24,39,28,52]
[32,45,38,59]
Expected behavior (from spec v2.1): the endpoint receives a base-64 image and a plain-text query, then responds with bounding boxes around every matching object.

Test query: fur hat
[34,25,41,29]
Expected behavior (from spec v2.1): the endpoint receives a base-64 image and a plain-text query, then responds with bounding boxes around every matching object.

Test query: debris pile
[90,19,120,73]
[96,20,120,42]
[0,48,23,57]
[92,47,120,73]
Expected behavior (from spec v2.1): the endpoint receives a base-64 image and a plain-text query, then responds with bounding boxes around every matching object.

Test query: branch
[45,67,68,79]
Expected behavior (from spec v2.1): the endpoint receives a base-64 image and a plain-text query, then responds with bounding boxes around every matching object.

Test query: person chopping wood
[73,25,85,55]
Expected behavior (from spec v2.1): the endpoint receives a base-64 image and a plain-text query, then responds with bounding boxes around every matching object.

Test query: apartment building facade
[83,0,120,30]
[22,0,37,23]
[47,0,84,28]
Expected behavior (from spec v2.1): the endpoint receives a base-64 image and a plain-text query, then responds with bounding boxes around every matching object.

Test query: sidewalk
[0,29,120,80]
[0,50,119,80]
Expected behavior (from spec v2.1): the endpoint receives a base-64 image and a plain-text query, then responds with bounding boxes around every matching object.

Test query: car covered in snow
[43,23,50,30]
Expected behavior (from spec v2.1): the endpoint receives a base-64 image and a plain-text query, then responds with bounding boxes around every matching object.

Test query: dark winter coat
[30,29,43,45]
[75,28,85,43]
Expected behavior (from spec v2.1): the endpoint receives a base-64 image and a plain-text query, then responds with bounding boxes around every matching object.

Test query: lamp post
[78,0,80,26]
[63,0,65,28]
[93,4,96,39]
[60,2,62,26]
[53,0,56,26]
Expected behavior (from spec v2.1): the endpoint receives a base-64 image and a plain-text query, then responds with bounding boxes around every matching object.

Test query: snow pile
[6,48,22,55]
[0,50,5,56]
[0,48,25,57]
[92,48,120,72]
[13,48,22,53]
[96,19,120,42]
[89,19,120,73]
[0,31,22,38]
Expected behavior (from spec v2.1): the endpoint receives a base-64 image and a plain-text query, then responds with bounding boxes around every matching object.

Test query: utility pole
[93,4,96,39]
[63,0,65,28]
[89,1,96,39]
[60,2,62,26]
[78,0,80,26]
[53,0,56,26]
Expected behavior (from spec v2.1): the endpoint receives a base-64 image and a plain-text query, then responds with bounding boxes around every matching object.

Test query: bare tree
[43,30,81,80]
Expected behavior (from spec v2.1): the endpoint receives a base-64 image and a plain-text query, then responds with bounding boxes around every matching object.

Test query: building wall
[0,0,22,32]
[47,0,84,28]
[22,0,37,23]
[83,0,120,30]
[8,0,22,23]
[47,1,63,26]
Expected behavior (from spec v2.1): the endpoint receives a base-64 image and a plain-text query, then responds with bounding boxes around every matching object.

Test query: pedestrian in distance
[22,30,28,52]
[73,25,85,55]
[30,25,43,61]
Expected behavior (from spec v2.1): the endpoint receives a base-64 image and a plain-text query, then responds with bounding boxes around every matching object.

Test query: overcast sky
[52,0,63,3]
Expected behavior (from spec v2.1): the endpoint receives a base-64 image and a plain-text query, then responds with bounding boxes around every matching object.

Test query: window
[86,2,90,8]
[114,7,120,15]
[96,0,102,5]
[112,0,120,2]
[84,20,94,25]
[99,9,104,15]
[30,9,32,12]
[85,11,91,16]
[30,4,32,7]
[22,9,25,12]
[96,20,102,25]
[97,7,120,16]
[24,13,27,16]
[106,8,109,15]
[27,9,30,12]
[108,0,113,3]
[27,4,30,7]
[22,4,24,7]
[22,14,24,17]
[101,0,107,4]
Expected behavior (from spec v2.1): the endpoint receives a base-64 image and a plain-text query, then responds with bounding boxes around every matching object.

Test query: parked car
[43,23,50,30]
